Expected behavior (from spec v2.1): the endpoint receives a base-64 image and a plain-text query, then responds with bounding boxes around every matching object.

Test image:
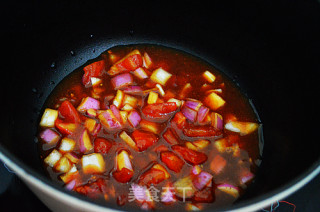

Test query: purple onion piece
[192,171,213,190]
[197,105,209,123]
[123,85,143,94]
[212,112,223,130]
[78,97,100,111]
[181,106,197,123]
[240,171,254,184]
[128,110,141,128]
[65,179,76,191]
[111,73,133,89]
[40,129,60,144]
[110,105,121,122]
[185,100,202,111]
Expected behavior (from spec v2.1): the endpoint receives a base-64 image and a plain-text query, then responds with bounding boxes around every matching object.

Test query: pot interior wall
[0,0,319,210]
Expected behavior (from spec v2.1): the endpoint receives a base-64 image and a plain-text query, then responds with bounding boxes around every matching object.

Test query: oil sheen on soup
[38,45,262,211]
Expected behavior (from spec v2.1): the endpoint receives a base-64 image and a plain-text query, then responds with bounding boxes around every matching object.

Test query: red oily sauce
[38,45,262,211]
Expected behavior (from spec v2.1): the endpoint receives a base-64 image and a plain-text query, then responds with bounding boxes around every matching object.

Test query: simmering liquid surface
[38,45,262,211]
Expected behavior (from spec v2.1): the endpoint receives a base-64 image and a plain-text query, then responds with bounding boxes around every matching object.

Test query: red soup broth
[38,45,262,211]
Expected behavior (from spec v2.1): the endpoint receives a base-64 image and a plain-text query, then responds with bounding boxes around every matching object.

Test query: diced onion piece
[55,156,72,173]
[123,85,143,94]
[111,73,133,89]
[79,129,93,153]
[40,129,60,144]
[153,164,170,179]
[133,67,148,79]
[139,119,161,134]
[98,110,122,129]
[77,97,100,112]
[156,84,165,96]
[44,149,62,168]
[143,52,153,69]
[210,154,227,174]
[185,99,202,111]
[167,98,182,107]
[65,179,77,191]
[128,110,141,128]
[214,138,227,152]
[84,118,99,133]
[225,121,258,135]
[60,164,78,183]
[173,176,196,199]
[110,105,122,122]
[191,165,202,176]
[113,90,124,108]
[59,137,76,153]
[86,108,97,117]
[204,92,225,110]
[119,111,128,124]
[217,184,239,198]
[192,171,213,190]
[181,106,197,122]
[150,67,172,86]
[90,77,102,87]
[116,150,133,171]
[121,104,134,111]
[211,112,223,130]
[197,106,209,123]
[119,131,138,151]
[179,83,192,99]
[193,139,210,149]
[202,70,216,83]
[147,91,158,104]
[122,94,138,108]
[240,171,255,184]
[40,108,58,127]
[64,152,79,164]
[81,153,106,174]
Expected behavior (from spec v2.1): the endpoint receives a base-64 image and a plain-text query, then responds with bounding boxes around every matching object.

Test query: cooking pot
[0,0,319,211]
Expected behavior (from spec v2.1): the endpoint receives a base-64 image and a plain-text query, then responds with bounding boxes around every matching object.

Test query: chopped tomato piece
[172,145,208,165]
[142,102,177,120]
[94,138,113,154]
[183,125,222,137]
[160,151,185,173]
[82,60,106,86]
[108,50,143,75]
[210,154,227,175]
[138,168,166,186]
[55,119,78,135]
[75,178,106,198]
[163,128,180,145]
[132,130,159,152]
[113,167,134,183]
[171,112,187,129]
[58,100,81,123]
[193,187,215,203]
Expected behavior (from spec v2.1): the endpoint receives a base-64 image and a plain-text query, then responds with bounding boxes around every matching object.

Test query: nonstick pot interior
[1,1,320,211]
